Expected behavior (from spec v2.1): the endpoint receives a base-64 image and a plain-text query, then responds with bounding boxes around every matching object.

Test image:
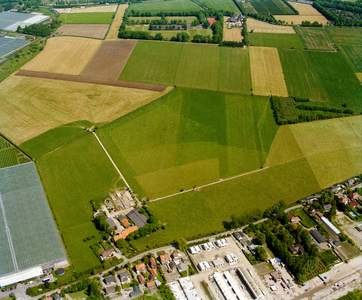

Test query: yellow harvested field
[22,37,101,75]
[289,2,323,15]
[247,18,295,34]
[57,24,109,39]
[274,15,328,25]
[106,4,128,40]
[249,46,288,97]
[223,16,243,42]
[356,73,362,82]
[54,5,118,13]
[0,74,173,144]
[275,2,328,25]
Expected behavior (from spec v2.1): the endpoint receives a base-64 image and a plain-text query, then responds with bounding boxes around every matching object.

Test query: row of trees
[16,20,61,37]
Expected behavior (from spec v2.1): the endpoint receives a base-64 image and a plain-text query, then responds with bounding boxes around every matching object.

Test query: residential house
[349,200,358,208]
[349,193,362,201]
[118,270,131,284]
[172,250,182,259]
[338,195,349,205]
[169,261,176,270]
[138,275,145,284]
[288,244,305,255]
[106,218,117,230]
[105,286,116,294]
[135,263,146,274]
[130,286,141,298]
[100,248,114,260]
[150,268,158,278]
[344,179,355,186]
[121,218,131,228]
[104,276,116,285]
[323,204,332,211]
[53,295,60,300]
[113,226,138,241]
[147,281,155,288]
[150,257,157,268]
[159,253,171,265]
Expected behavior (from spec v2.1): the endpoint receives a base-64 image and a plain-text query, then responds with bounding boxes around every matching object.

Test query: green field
[240,2,258,13]
[339,45,362,73]
[97,88,278,199]
[125,25,213,40]
[249,33,303,49]
[19,121,93,160]
[250,0,296,15]
[218,47,252,94]
[36,134,125,273]
[120,41,252,93]
[279,49,362,111]
[295,27,334,50]
[129,0,203,13]
[0,136,30,169]
[131,157,320,250]
[198,0,240,12]
[328,27,362,46]
[58,12,115,24]
[290,208,317,228]
[128,16,198,22]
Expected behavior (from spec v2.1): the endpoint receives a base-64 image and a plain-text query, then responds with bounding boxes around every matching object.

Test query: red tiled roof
[316,211,323,218]
[147,281,155,287]
[160,254,170,262]
[113,225,138,241]
[138,275,145,283]
[350,200,358,207]
[150,268,157,276]
[135,263,146,271]
[121,218,131,227]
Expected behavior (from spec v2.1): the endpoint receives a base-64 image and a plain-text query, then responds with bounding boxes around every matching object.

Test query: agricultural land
[295,27,334,50]
[106,4,128,40]
[58,12,115,24]
[128,0,202,13]
[248,0,296,16]
[0,135,30,168]
[247,18,296,33]
[249,32,303,48]
[198,0,240,12]
[54,5,118,13]
[57,24,109,39]
[223,16,242,42]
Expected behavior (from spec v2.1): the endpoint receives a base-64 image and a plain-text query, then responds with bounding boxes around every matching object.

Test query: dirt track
[16,70,168,92]
[80,40,137,80]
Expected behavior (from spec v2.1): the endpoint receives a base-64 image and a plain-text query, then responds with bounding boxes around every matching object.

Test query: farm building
[213,257,225,268]
[198,261,211,272]
[0,12,49,31]
[113,225,138,241]
[310,229,327,243]
[225,253,239,265]
[321,217,341,235]
[127,210,148,228]
[106,218,117,230]
[0,163,68,288]
[225,14,244,27]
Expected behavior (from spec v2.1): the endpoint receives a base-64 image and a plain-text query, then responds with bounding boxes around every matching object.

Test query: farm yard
[249,46,288,97]
[128,0,202,13]
[80,40,137,80]
[0,74,171,145]
[97,88,278,198]
[58,12,115,24]
[106,4,128,40]
[223,16,243,42]
[56,24,109,39]
[246,18,295,33]
[21,37,101,75]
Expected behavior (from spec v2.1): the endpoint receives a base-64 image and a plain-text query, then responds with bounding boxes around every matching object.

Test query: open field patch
[81,40,137,80]
[57,24,109,39]
[295,27,333,50]
[249,46,288,97]
[338,44,362,73]
[274,15,328,25]
[129,0,202,13]
[223,17,242,42]
[0,74,171,144]
[36,134,124,273]
[58,12,115,24]
[218,47,251,94]
[289,2,323,15]
[22,37,101,75]
[54,5,118,13]
[198,0,240,12]
[131,157,320,250]
[98,88,278,199]
[328,27,362,45]
[247,18,295,33]
[240,2,258,13]
[175,44,219,90]
[250,0,296,15]
[356,73,362,82]
[249,32,303,48]
[106,4,128,40]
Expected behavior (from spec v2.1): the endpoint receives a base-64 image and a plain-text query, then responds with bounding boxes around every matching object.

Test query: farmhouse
[113,225,138,241]
[127,210,148,228]
[225,14,244,28]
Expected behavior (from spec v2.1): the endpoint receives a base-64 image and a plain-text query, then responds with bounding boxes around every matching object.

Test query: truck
[318,275,325,282]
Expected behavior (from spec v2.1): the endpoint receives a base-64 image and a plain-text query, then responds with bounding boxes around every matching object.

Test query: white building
[237,266,263,299]
[225,253,239,265]
[202,242,215,252]
[213,257,225,268]
[169,281,187,300]
[198,261,211,272]
[189,245,202,255]
[215,238,228,248]
[321,217,341,235]
[223,271,247,300]
[178,277,201,300]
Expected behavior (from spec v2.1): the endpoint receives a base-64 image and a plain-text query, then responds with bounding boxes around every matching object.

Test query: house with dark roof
[105,285,116,294]
[53,294,60,300]
[130,286,141,298]
[288,244,305,255]
[100,248,114,260]
[118,270,131,283]
[106,218,117,230]
[104,276,116,285]
[310,230,326,243]
[309,207,316,214]
[127,210,148,228]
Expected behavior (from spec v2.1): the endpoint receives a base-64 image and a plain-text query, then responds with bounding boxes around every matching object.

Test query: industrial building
[213,271,247,300]
[213,257,225,268]
[225,253,239,265]
[198,261,211,272]
[215,238,228,248]
[321,217,341,236]
[126,210,148,228]
[169,277,201,300]
[189,245,202,255]
[310,229,327,243]
[202,242,215,252]
[237,266,263,299]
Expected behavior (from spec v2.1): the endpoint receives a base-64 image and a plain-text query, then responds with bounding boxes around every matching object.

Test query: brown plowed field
[80,40,137,80]
[16,70,168,92]
[57,24,109,39]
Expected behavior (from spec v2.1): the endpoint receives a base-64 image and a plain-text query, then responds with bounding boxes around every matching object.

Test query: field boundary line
[0,192,18,271]
[92,132,138,201]
[150,167,269,202]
